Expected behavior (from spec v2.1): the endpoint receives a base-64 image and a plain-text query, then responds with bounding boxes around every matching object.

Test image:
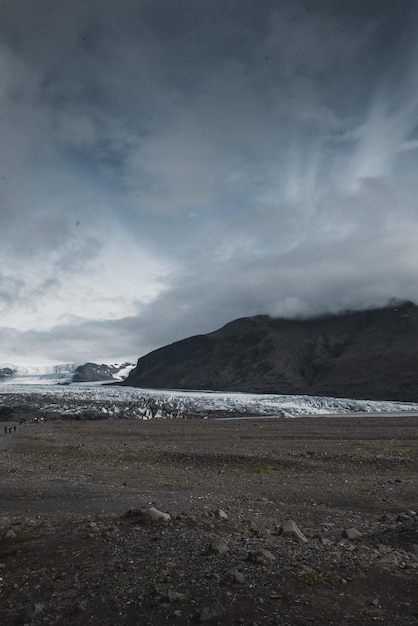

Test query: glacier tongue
[0,363,77,385]
[0,383,417,418]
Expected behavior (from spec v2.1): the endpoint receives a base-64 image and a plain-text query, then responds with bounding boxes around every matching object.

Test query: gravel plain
[1,414,418,625]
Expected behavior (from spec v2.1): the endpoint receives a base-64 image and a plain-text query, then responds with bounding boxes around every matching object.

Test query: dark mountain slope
[122,302,418,401]
[72,362,132,383]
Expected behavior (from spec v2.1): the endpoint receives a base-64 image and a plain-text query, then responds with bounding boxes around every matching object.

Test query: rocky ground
[0,415,418,625]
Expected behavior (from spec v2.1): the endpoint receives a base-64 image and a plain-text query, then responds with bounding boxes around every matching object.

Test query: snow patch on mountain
[113,363,136,380]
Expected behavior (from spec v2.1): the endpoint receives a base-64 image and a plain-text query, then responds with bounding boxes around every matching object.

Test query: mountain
[0,367,16,381]
[0,362,134,385]
[122,301,418,402]
[72,362,134,382]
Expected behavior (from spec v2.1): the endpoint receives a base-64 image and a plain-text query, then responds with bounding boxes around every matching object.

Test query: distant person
[4,426,6,434]
[13,425,16,432]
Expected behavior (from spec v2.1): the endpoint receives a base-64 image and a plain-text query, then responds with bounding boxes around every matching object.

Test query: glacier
[0,382,418,419]
[0,363,77,385]
[0,362,135,385]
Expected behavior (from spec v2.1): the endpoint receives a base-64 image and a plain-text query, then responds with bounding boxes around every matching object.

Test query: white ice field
[1,380,418,419]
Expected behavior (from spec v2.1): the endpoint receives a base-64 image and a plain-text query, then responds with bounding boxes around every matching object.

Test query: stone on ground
[342,527,363,540]
[208,538,228,555]
[278,519,308,543]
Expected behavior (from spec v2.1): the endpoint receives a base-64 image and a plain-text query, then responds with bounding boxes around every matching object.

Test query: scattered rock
[198,602,226,622]
[396,513,412,523]
[377,553,400,568]
[208,538,228,555]
[342,528,363,540]
[122,507,171,522]
[166,590,186,603]
[71,600,87,615]
[87,522,100,533]
[223,569,245,584]
[25,603,45,621]
[247,549,275,564]
[214,508,228,520]
[4,529,17,540]
[278,519,308,543]
[143,507,171,522]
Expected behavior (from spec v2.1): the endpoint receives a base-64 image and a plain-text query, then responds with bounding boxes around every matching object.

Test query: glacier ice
[0,382,417,419]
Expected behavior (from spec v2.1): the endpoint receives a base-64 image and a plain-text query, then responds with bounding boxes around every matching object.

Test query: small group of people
[3,425,16,434]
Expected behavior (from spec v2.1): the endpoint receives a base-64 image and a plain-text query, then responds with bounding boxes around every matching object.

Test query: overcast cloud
[1,0,418,364]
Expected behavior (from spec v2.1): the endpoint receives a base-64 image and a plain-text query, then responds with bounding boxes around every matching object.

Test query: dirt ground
[1,415,418,625]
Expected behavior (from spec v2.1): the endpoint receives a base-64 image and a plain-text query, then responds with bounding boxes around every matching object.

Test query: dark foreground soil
[1,415,418,625]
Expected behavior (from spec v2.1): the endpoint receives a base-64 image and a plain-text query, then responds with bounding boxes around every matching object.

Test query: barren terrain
[1,415,418,625]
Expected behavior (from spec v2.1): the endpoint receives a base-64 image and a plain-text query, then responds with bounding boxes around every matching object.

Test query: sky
[1,0,418,365]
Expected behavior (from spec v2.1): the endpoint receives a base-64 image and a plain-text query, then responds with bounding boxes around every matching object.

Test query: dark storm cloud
[1,0,418,362]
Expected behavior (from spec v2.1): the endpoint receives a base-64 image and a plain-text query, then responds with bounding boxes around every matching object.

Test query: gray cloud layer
[1,0,418,363]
